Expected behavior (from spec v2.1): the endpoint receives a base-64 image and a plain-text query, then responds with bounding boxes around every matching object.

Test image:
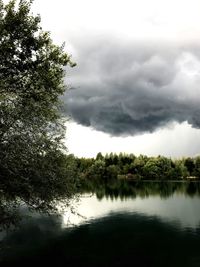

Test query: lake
[1,181,200,267]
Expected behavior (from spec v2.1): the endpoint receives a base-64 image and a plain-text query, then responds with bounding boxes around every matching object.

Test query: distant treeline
[72,153,200,182]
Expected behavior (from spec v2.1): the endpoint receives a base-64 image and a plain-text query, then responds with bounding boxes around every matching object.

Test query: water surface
[1,181,200,267]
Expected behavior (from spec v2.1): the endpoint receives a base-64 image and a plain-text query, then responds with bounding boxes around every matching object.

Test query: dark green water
[1,182,200,267]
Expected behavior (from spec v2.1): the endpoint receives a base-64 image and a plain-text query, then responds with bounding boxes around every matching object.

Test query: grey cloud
[63,38,200,136]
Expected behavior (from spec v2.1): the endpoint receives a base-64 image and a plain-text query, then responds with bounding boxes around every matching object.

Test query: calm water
[1,182,200,267]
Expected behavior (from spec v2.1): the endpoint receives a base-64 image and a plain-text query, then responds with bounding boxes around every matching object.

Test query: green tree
[194,157,200,178]
[88,160,106,180]
[143,156,173,180]
[184,158,195,176]
[106,164,120,179]
[143,158,160,180]
[173,160,189,179]
[0,0,76,229]
[96,152,104,161]
[132,155,147,178]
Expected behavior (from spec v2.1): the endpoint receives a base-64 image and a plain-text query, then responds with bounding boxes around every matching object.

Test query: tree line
[73,152,200,183]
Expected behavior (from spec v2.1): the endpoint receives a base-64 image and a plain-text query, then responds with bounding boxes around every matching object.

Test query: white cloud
[30,0,200,157]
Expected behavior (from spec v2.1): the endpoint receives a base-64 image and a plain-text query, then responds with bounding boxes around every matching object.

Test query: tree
[88,160,106,181]
[0,0,76,229]
[143,158,160,180]
[173,160,189,179]
[96,152,104,161]
[106,164,120,180]
[194,157,200,178]
[184,158,195,176]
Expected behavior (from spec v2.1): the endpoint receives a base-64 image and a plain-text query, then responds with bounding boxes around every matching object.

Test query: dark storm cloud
[63,38,200,136]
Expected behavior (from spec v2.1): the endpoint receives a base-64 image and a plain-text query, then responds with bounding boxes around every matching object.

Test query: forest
[73,152,200,183]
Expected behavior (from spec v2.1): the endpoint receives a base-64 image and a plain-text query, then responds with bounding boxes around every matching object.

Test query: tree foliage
[0,0,76,229]
[77,153,200,185]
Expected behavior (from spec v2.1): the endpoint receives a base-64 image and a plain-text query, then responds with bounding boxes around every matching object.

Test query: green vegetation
[76,153,200,186]
[0,0,77,229]
[75,153,200,201]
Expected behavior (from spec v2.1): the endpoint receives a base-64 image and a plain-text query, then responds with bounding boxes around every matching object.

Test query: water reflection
[62,193,200,229]
[1,181,200,267]
[1,212,200,267]
[81,180,200,200]
[63,181,200,228]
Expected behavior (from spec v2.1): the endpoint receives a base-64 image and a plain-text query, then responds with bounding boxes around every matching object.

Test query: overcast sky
[32,0,200,158]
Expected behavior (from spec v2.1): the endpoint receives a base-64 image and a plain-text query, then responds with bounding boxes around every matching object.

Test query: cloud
[63,38,200,136]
